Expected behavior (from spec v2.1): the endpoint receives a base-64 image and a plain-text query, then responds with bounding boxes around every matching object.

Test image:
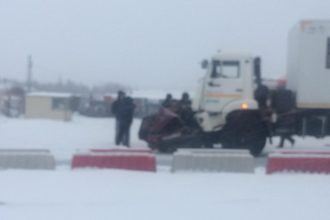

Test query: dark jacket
[254,84,269,109]
[271,89,295,114]
[112,97,135,125]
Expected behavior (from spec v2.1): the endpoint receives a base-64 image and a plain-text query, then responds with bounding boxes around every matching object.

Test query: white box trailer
[287,20,330,109]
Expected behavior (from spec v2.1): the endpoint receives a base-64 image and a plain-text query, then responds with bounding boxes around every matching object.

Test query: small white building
[25,92,73,121]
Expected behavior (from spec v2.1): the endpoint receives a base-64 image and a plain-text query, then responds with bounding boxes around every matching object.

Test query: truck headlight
[240,103,249,110]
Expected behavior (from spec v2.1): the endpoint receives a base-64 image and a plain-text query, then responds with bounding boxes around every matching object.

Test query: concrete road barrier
[171,149,254,173]
[0,149,55,170]
[72,150,156,172]
[271,149,330,155]
[0,149,50,153]
[267,150,330,174]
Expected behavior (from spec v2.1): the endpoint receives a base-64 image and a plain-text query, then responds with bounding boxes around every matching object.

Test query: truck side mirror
[201,60,209,69]
[254,57,261,86]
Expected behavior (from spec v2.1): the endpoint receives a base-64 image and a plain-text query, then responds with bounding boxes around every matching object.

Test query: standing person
[254,84,270,109]
[162,93,173,108]
[179,92,192,108]
[179,92,195,127]
[271,80,295,148]
[112,91,125,145]
[111,91,135,147]
[120,96,135,146]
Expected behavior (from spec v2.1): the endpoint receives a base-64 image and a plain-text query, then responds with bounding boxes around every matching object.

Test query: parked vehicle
[139,20,330,156]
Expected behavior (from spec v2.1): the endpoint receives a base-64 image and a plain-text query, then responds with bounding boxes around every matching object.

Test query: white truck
[139,20,330,156]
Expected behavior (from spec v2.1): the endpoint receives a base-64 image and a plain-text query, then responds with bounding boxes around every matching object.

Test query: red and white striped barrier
[72,148,156,172]
[90,148,152,153]
[266,150,330,174]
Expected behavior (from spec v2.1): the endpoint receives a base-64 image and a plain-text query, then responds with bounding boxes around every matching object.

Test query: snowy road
[0,115,329,220]
[0,168,330,220]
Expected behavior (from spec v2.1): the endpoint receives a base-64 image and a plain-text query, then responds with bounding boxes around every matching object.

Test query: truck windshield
[211,60,240,78]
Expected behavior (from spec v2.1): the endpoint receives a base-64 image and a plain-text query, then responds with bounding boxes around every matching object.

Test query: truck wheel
[234,129,266,156]
[221,111,267,157]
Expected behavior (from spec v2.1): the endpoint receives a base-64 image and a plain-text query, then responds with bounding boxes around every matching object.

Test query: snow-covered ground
[0,115,329,220]
[1,169,330,220]
[0,115,147,161]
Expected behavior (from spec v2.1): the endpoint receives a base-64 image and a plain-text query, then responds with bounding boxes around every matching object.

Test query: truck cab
[139,52,269,156]
[193,52,260,132]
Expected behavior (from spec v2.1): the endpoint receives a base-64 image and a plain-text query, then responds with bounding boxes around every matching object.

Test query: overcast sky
[0,0,329,90]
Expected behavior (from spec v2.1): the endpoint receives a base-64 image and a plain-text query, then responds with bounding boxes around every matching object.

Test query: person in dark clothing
[179,92,192,108]
[254,84,270,109]
[271,81,295,148]
[162,93,174,108]
[278,133,295,148]
[178,92,196,128]
[111,91,135,147]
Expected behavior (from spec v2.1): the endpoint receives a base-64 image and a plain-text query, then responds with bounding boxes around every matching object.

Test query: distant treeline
[0,78,129,95]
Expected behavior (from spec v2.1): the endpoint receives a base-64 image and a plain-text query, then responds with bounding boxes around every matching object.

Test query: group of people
[162,92,191,109]
[112,85,294,149]
[111,91,193,147]
[162,92,196,126]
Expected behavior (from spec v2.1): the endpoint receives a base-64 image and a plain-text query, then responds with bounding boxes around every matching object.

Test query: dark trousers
[115,120,131,147]
[277,115,295,148]
[278,134,295,148]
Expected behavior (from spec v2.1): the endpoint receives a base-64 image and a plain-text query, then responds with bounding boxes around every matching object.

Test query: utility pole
[27,55,33,92]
